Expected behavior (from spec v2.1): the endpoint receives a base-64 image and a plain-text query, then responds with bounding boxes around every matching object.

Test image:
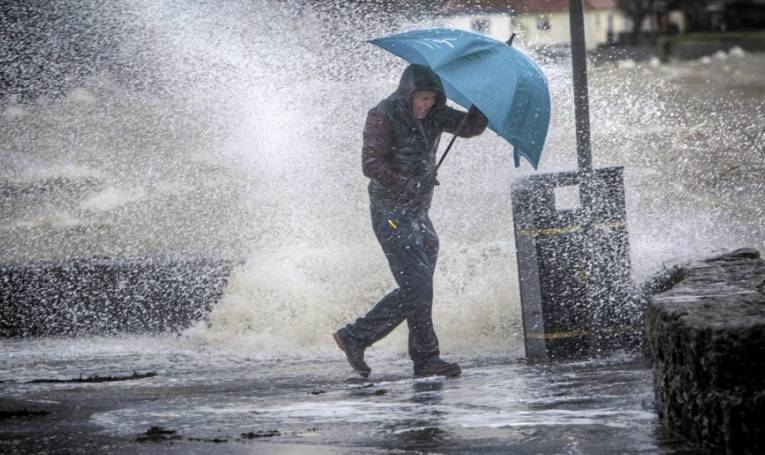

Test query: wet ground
[1,337,704,454]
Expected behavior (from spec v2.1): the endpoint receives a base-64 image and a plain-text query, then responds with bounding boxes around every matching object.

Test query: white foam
[729,46,746,58]
[80,187,147,211]
[20,163,105,181]
[12,212,84,229]
[66,87,98,105]
[617,59,637,70]
[3,104,27,120]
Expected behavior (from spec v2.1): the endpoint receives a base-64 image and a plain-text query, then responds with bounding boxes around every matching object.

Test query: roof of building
[440,0,617,15]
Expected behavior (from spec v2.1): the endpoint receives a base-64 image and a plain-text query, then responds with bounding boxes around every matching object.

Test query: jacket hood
[393,64,447,114]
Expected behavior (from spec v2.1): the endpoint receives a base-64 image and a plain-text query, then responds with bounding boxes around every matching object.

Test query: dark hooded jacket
[362,64,488,211]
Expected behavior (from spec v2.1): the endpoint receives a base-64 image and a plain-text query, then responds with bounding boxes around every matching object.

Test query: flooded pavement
[1,337,702,454]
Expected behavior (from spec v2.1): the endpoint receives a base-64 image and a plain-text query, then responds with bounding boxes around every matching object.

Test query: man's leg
[334,209,411,377]
[404,213,440,365]
[336,210,454,377]
[339,209,411,347]
[341,288,407,346]
[356,210,441,364]
[339,211,438,353]
[409,214,460,378]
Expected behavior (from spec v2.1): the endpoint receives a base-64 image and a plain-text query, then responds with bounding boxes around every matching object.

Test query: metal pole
[569,0,597,354]
[568,0,594,228]
[569,0,593,189]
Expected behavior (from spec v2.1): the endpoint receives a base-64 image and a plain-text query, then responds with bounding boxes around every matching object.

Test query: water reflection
[381,379,451,452]
[392,426,455,452]
[411,379,445,404]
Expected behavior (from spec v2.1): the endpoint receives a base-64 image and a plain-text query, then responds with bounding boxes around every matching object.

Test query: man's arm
[441,105,489,138]
[362,109,405,191]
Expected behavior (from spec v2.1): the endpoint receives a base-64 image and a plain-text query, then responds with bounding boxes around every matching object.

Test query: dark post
[568,0,596,352]
[568,0,593,214]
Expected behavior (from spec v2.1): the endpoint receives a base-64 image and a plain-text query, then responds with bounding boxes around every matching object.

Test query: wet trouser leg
[344,208,440,365]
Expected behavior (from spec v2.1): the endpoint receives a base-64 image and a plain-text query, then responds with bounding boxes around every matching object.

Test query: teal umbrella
[370,27,550,169]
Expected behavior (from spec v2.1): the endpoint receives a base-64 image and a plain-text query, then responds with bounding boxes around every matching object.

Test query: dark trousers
[343,207,440,365]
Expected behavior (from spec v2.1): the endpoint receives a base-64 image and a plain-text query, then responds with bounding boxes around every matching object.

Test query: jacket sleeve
[362,108,405,190]
[441,105,489,138]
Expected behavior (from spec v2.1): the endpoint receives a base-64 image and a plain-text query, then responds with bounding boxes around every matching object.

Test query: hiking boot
[333,330,371,378]
[413,358,461,378]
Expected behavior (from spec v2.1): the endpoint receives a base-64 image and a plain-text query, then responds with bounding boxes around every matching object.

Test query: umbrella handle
[436,105,473,172]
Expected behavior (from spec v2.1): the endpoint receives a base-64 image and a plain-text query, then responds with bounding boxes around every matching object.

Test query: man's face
[411,90,437,119]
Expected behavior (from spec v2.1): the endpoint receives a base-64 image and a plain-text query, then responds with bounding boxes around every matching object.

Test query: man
[334,64,488,378]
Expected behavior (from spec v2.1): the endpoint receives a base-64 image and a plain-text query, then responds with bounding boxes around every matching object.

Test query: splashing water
[1,0,763,355]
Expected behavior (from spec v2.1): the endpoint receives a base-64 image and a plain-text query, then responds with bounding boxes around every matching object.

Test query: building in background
[437,0,629,49]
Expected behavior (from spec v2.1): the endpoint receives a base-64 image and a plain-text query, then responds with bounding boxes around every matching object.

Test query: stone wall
[646,248,765,454]
[1,256,236,336]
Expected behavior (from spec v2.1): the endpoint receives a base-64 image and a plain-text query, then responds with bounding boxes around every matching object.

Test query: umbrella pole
[435,108,471,172]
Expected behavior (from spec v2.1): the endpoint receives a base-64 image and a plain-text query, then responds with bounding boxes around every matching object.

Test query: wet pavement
[0,337,704,454]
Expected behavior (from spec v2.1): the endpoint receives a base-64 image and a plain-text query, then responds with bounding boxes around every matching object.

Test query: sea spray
[2,0,763,354]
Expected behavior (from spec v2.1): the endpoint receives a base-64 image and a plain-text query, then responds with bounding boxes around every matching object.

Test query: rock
[0,256,236,336]
[26,371,156,383]
[0,409,49,419]
[646,248,765,454]
[704,247,760,262]
[136,426,181,443]
[240,430,280,439]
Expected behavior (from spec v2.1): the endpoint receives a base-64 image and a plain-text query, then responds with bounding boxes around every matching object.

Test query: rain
[1,0,764,453]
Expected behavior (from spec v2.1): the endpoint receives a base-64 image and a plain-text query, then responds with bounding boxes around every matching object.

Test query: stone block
[647,248,765,454]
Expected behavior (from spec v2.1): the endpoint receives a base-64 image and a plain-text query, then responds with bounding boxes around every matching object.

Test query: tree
[664,0,713,32]
[617,0,657,42]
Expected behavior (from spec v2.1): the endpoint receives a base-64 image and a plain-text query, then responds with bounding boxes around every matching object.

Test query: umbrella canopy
[370,27,550,169]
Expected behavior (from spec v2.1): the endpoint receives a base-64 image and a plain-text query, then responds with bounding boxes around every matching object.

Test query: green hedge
[673,30,765,43]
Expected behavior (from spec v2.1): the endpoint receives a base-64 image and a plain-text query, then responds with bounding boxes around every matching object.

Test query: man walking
[334,64,488,378]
